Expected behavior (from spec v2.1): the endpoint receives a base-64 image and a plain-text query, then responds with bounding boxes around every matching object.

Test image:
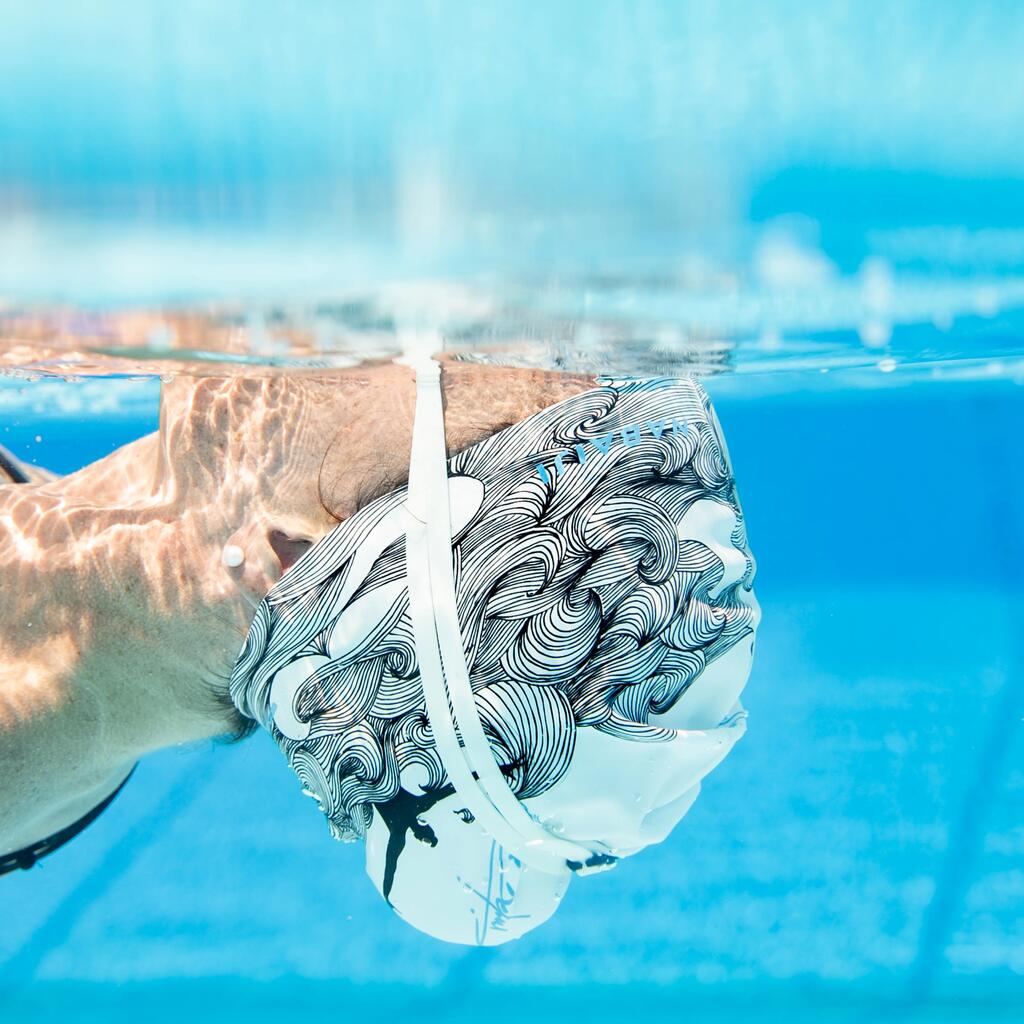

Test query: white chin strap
[402,358,615,878]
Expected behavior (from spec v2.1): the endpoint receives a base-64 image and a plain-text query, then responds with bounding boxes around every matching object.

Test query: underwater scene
[1,3,1022,1023]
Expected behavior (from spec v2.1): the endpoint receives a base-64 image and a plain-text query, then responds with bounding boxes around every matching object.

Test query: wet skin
[0,362,592,858]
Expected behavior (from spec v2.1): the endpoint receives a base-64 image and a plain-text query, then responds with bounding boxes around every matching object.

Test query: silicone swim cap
[229,373,759,945]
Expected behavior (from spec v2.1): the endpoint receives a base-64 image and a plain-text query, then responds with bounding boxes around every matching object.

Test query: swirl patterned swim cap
[229,376,759,945]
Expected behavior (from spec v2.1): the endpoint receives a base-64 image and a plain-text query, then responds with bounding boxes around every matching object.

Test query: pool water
[2,2,1024,1019]
[0,356,1021,1023]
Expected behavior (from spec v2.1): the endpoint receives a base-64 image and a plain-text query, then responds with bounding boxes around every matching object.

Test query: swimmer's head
[229,376,759,945]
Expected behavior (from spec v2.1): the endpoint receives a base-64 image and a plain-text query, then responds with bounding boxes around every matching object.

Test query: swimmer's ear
[221,519,322,608]
[267,529,314,573]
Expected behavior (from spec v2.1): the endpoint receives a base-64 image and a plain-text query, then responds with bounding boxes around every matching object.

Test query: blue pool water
[2,2,1023,1020]
[0,370,1021,1022]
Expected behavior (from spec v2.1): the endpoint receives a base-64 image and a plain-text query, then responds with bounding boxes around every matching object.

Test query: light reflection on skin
[0,362,592,858]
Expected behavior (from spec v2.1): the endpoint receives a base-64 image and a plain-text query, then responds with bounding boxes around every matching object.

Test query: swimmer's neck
[0,370,405,854]
[0,450,249,854]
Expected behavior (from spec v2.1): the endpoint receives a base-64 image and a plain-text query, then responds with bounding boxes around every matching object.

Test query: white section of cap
[656,639,756,731]
[523,713,746,859]
[665,495,760,730]
[676,498,749,599]
[365,793,570,946]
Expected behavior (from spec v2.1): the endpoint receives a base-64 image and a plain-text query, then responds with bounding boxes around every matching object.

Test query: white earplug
[222,544,246,569]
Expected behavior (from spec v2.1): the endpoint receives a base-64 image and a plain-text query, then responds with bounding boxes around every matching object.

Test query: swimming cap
[229,373,759,945]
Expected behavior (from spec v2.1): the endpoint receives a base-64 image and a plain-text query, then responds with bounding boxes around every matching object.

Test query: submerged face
[230,375,759,945]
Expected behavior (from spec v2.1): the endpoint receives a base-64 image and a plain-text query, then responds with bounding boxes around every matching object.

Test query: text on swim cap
[533,416,690,485]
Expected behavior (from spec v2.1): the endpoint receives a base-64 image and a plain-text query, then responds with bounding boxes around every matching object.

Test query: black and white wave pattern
[230,377,757,842]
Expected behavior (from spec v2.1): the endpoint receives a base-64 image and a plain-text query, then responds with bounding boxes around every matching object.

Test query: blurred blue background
[1,0,1024,303]
[1,371,1022,1023]
[1,2,1023,1022]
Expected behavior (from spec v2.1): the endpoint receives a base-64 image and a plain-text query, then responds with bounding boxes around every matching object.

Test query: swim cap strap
[403,358,610,876]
